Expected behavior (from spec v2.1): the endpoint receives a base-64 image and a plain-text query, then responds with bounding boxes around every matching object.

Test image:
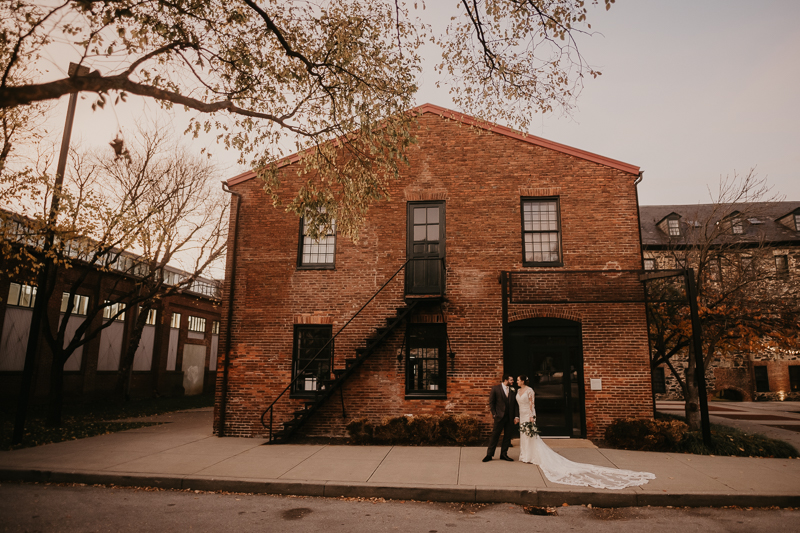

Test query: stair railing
[260,257,433,441]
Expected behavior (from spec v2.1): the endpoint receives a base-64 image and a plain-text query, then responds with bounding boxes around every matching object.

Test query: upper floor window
[731,218,744,234]
[7,282,36,308]
[103,301,126,321]
[667,218,680,236]
[795,213,800,231]
[775,255,789,279]
[170,312,181,329]
[139,307,157,325]
[521,198,561,266]
[61,292,89,316]
[298,213,336,268]
[188,315,206,333]
[643,258,656,271]
[211,320,220,335]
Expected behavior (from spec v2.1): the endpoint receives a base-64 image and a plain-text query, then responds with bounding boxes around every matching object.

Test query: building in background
[640,202,800,402]
[0,218,222,403]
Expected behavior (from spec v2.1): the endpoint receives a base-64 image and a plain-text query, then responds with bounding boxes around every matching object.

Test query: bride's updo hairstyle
[518,374,530,386]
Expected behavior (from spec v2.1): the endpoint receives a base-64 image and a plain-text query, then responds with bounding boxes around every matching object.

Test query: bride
[515,374,655,490]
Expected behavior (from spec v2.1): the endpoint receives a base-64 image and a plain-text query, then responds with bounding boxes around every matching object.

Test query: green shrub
[439,413,483,445]
[407,414,440,445]
[344,418,373,445]
[606,415,799,458]
[372,416,410,444]
[346,413,483,445]
[605,418,688,452]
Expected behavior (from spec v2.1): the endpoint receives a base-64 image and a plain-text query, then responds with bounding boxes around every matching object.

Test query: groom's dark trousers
[486,384,519,458]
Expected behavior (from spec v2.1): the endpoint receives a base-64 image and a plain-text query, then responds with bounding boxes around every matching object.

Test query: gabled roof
[227,103,640,186]
[640,202,800,247]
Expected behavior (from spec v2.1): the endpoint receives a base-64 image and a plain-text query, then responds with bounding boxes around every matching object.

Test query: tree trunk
[117,307,150,402]
[684,347,701,431]
[46,353,65,427]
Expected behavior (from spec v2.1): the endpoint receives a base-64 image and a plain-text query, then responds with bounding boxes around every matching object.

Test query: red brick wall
[214,112,652,440]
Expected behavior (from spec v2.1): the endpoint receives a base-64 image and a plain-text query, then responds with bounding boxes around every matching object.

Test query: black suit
[486,383,519,458]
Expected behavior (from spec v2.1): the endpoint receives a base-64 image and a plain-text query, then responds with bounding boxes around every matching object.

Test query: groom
[483,374,519,462]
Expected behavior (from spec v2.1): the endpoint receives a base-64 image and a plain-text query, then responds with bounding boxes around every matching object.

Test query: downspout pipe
[218,182,242,437]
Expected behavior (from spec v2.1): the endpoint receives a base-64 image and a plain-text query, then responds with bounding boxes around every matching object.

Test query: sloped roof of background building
[639,202,800,247]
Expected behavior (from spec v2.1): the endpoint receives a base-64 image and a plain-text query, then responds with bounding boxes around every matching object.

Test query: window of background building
[521,198,561,266]
[794,213,800,231]
[790,366,800,392]
[170,312,181,329]
[775,255,789,279]
[212,321,220,335]
[188,316,206,333]
[651,367,666,394]
[7,282,36,308]
[138,307,157,325]
[103,301,126,321]
[298,213,336,268]
[61,292,89,315]
[667,218,680,236]
[643,258,656,271]
[292,325,332,395]
[732,218,744,234]
[754,366,770,393]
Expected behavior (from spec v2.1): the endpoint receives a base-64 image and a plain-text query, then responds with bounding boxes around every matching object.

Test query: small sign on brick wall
[590,378,602,391]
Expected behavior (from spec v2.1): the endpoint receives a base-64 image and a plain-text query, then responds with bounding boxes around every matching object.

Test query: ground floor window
[652,366,666,394]
[405,323,446,397]
[789,366,800,392]
[292,325,332,396]
[754,366,770,392]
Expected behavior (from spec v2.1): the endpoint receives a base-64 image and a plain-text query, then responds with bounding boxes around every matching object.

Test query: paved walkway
[2,408,799,507]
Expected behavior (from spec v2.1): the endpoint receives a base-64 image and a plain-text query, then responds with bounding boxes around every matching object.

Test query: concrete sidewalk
[1,408,798,508]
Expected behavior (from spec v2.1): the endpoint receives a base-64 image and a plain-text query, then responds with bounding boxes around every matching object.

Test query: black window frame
[297,214,337,270]
[790,366,800,392]
[405,323,447,399]
[521,197,563,267]
[754,365,770,393]
[291,324,333,398]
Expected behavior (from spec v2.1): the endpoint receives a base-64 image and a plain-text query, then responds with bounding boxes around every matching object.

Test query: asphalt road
[1,482,796,533]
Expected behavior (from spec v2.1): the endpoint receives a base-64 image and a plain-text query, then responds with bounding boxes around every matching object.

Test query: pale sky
[36,0,800,206]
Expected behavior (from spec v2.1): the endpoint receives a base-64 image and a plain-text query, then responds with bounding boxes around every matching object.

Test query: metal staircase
[260,257,444,444]
[263,301,420,443]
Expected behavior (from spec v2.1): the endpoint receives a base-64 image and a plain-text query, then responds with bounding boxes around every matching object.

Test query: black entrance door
[505,318,584,437]
[407,202,445,295]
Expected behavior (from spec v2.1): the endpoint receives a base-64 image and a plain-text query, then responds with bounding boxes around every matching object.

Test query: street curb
[2,468,798,508]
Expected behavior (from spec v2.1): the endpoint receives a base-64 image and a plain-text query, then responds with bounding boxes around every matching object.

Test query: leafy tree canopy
[1,0,613,238]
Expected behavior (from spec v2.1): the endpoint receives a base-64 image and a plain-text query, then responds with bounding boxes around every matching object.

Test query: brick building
[215,104,653,441]
[1,237,222,403]
[641,202,800,402]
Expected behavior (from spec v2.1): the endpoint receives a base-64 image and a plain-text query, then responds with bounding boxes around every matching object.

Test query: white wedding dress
[516,386,655,490]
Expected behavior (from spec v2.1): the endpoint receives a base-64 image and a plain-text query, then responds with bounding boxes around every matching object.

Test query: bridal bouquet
[519,420,539,437]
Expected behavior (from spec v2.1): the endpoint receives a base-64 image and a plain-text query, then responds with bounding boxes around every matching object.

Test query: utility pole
[12,62,90,444]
